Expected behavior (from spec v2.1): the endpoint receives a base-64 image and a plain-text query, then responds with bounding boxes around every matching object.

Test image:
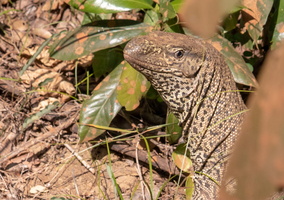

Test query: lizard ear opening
[181,48,206,78]
[181,64,202,78]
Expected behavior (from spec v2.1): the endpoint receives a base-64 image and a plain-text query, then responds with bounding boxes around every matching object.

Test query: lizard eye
[174,50,184,59]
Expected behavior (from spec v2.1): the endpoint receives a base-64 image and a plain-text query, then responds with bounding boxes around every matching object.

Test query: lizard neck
[182,58,246,199]
[146,52,247,199]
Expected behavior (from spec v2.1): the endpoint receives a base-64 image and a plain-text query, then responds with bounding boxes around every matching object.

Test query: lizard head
[124,31,207,78]
[123,31,223,121]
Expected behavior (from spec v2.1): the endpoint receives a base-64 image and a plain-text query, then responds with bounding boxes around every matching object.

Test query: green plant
[49,0,186,142]
[48,0,284,199]
[49,0,262,142]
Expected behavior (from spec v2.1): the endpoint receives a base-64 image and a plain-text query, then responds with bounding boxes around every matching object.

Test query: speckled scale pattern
[123,31,246,199]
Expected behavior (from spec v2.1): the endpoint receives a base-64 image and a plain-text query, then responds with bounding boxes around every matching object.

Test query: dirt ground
[0,1,185,199]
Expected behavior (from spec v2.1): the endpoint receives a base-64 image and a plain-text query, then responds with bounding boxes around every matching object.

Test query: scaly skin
[123,31,247,199]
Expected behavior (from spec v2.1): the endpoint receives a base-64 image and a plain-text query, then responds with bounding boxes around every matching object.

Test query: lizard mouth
[123,53,183,77]
[123,53,159,70]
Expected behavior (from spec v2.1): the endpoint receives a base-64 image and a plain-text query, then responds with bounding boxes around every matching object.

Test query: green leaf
[117,63,150,111]
[81,13,113,25]
[49,20,153,60]
[78,63,124,142]
[185,176,195,200]
[51,197,72,200]
[271,0,284,48]
[164,17,184,33]
[144,9,160,26]
[166,112,182,144]
[223,11,240,32]
[209,35,258,87]
[92,47,124,78]
[67,0,153,14]
[172,143,192,173]
[171,0,183,12]
[159,0,176,21]
[246,22,261,44]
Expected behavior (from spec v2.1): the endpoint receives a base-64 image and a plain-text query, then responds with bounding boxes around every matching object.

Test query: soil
[0,1,185,199]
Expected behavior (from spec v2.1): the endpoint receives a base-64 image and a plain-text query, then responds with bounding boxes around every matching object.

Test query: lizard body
[123,31,246,199]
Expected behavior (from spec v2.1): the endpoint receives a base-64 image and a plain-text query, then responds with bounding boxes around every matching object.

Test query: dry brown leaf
[12,20,28,32]
[29,185,48,194]
[11,19,32,46]
[42,0,60,11]
[21,46,92,71]
[21,47,56,67]
[0,0,9,5]
[32,19,52,39]
[21,69,75,102]
[32,28,52,39]
[31,97,58,113]
[15,0,31,9]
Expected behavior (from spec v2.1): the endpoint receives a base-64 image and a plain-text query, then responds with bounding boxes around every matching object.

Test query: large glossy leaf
[271,0,284,48]
[78,63,124,142]
[208,35,258,87]
[117,63,150,111]
[49,20,153,60]
[67,0,153,14]
[92,47,124,78]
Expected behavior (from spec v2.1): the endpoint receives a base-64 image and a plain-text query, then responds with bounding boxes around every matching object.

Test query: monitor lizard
[123,31,247,199]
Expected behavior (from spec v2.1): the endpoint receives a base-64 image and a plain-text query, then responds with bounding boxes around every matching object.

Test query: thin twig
[0,111,78,164]
[64,143,96,174]
[135,140,146,200]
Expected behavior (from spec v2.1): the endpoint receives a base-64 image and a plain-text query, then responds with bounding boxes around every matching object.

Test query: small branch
[64,143,96,174]
[110,142,180,176]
